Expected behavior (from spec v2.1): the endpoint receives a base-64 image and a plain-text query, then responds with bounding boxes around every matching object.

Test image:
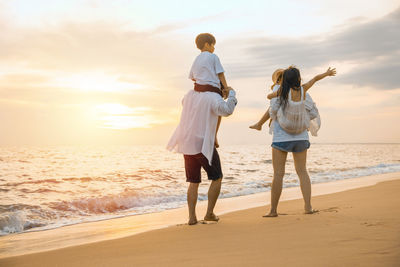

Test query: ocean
[1,143,400,235]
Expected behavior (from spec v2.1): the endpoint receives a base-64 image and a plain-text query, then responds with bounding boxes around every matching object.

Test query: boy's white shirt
[189,51,224,89]
[167,90,237,164]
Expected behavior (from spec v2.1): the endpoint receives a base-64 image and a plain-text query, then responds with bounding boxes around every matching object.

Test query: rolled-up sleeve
[212,90,237,116]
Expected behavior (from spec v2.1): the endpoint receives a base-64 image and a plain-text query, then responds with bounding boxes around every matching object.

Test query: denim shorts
[271,140,310,153]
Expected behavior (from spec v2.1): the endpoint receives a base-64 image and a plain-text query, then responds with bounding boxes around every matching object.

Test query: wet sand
[1,173,400,266]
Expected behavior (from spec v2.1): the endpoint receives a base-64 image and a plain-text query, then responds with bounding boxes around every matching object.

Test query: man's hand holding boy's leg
[222,86,234,98]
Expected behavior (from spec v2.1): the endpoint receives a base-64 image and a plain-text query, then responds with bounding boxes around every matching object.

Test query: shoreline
[1,172,399,259]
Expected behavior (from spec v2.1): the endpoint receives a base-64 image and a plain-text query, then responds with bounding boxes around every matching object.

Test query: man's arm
[303,67,336,92]
[212,87,237,117]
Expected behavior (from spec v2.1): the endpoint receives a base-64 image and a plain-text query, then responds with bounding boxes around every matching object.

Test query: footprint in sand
[199,220,218,224]
[177,220,218,226]
[361,222,383,227]
[321,207,339,213]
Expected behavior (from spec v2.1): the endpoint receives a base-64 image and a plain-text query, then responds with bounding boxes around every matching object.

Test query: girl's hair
[279,66,301,110]
[270,69,284,90]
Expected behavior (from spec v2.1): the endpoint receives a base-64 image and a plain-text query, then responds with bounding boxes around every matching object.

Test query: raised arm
[303,67,336,92]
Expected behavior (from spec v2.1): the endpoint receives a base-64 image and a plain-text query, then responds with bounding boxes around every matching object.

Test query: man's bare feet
[188,217,198,225]
[204,213,220,222]
[263,212,278,217]
[249,123,262,131]
[305,209,319,214]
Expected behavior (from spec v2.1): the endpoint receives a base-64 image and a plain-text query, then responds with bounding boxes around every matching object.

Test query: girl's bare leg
[293,149,315,214]
[264,148,288,217]
[250,108,270,131]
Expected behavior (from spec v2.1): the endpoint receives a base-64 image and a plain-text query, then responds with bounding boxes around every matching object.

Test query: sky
[0,0,399,146]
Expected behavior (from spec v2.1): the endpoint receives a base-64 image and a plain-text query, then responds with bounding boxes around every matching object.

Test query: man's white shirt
[167,90,237,164]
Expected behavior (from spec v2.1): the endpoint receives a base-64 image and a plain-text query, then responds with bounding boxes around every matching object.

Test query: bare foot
[214,137,220,148]
[204,213,220,222]
[305,209,319,214]
[263,212,278,217]
[249,123,262,131]
[188,217,198,225]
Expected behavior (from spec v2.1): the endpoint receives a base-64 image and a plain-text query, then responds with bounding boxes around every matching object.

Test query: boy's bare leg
[250,108,270,131]
[264,148,287,217]
[204,178,222,221]
[215,116,221,148]
[187,183,199,225]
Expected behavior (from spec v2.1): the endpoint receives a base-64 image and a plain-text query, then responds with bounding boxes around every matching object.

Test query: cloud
[0,19,194,111]
[338,56,400,89]
[0,21,192,80]
[226,7,400,90]
[150,12,226,35]
[0,73,50,85]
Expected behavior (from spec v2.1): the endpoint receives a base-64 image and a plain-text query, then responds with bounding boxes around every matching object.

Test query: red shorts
[183,148,223,183]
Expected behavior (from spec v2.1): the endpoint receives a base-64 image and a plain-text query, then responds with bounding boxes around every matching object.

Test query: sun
[93,103,152,129]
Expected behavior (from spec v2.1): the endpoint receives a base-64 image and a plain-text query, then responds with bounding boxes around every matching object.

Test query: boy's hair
[195,33,216,50]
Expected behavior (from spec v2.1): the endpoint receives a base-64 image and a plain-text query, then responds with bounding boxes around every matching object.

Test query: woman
[264,66,336,217]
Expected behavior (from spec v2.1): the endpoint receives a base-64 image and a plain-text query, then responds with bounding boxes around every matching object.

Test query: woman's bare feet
[263,212,278,217]
[188,217,198,225]
[204,213,220,222]
[249,123,262,131]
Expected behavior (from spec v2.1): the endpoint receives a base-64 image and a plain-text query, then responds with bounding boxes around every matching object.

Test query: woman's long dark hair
[279,67,301,110]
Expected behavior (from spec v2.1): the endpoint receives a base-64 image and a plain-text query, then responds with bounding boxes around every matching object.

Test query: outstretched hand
[326,67,337,76]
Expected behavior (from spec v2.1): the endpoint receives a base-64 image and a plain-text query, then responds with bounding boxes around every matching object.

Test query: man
[167,82,237,225]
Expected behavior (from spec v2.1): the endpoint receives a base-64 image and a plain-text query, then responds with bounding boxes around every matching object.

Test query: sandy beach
[1,173,400,266]
[1,1,399,266]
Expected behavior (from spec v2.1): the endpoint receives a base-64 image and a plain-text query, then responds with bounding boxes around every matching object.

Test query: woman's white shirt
[269,85,309,142]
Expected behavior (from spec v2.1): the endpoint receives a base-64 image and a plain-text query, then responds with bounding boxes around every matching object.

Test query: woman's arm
[303,67,336,92]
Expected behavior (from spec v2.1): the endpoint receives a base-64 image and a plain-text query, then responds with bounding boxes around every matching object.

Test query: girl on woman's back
[264,66,336,217]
